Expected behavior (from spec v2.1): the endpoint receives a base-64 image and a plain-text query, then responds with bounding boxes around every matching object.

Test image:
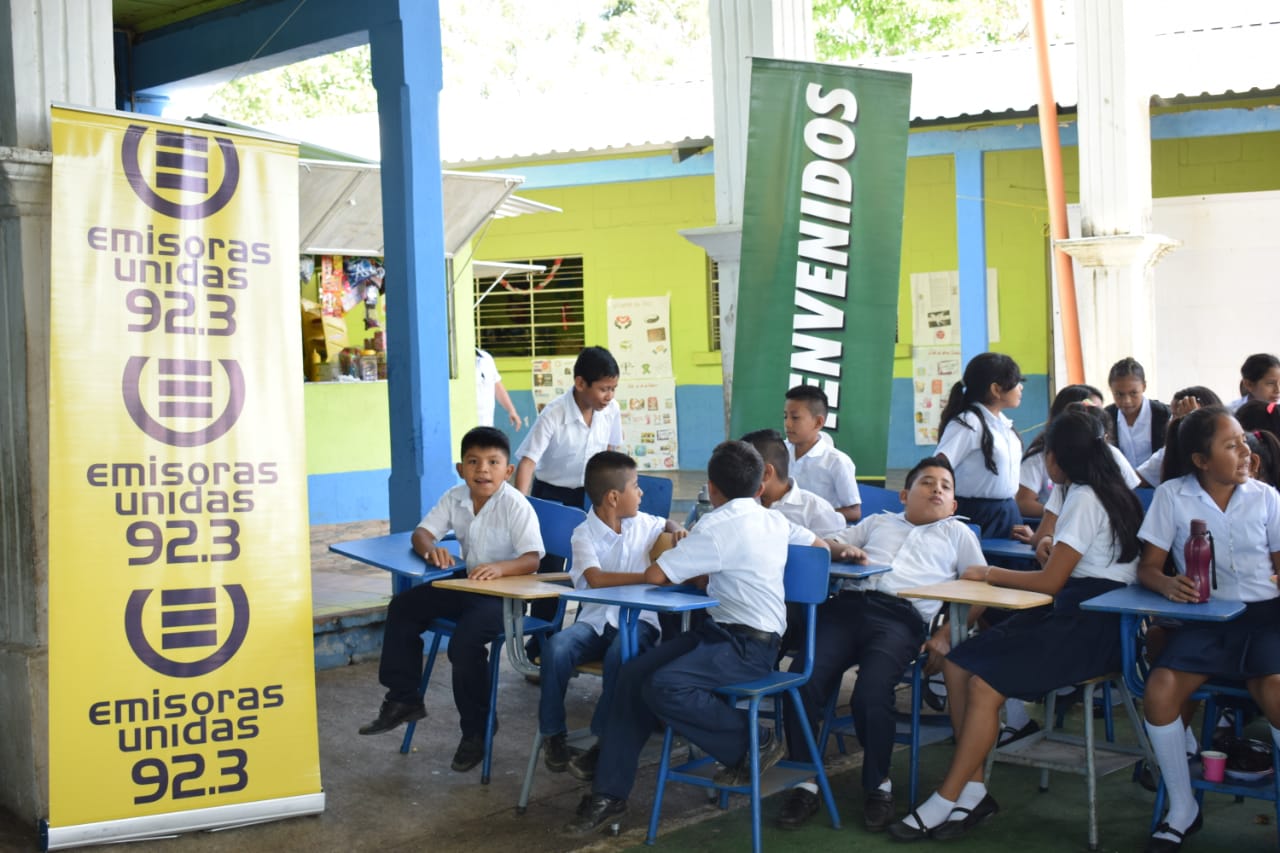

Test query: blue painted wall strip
[308,469,390,525]
[955,150,988,364]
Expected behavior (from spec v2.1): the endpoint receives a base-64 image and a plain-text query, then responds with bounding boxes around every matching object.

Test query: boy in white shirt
[358,427,545,775]
[784,384,862,522]
[539,451,684,780]
[742,428,846,537]
[566,440,826,835]
[776,456,986,833]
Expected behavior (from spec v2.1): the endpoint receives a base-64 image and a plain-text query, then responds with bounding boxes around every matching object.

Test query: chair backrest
[527,496,587,566]
[966,522,982,540]
[1135,487,1155,512]
[857,484,904,520]
[784,544,832,606]
[638,474,674,519]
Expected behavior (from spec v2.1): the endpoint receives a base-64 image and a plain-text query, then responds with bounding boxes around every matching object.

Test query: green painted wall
[893,154,958,378]
[303,381,390,474]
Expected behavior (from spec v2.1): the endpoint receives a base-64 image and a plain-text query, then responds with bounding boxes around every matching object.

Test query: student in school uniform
[742,428,846,538]
[537,451,684,781]
[1136,406,1280,853]
[933,352,1031,541]
[783,385,862,523]
[475,348,522,430]
[1137,387,1222,487]
[775,456,985,833]
[358,427,544,773]
[1226,353,1280,413]
[889,408,1143,841]
[1017,384,1105,519]
[564,440,825,836]
[1106,358,1171,470]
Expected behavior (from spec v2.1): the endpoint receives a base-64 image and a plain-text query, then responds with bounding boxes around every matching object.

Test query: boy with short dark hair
[538,451,684,779]
[741,428,845,538]
[358,426,544,774]
[566,441,827,835]
[783,384,862,523]
[776,456,986,833]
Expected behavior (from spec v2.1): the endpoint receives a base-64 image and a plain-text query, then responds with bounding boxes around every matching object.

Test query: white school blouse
[828,513,986,624]
[515,389,622,488]
[788,432,862,509]
[569,510,666,635]
[418,482,545,566]
[769,478,846,538]
[934,406,1021,499]
[1115,397,1154,469]
[656,498,813,636]
[1138,475,1280,602]
[1042,446,1141,516]
[1051,484,1138,584]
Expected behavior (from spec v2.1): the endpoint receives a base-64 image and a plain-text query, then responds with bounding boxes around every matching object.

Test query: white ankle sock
[798,781,818,794]
[1183,724,1198,755]
[956,781,987,810]
[902,792,955,830]
[1146,718,1198,839]
[1004,698,1031,729]
[878,779,892,794]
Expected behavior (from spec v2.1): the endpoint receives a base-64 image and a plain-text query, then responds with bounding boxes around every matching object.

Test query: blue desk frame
[557,584,719,660]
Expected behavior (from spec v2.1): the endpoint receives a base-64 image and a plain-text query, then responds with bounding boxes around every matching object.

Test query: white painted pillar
[0,0,114,822]
[1056,0,1177,390]
[681,0,813,427]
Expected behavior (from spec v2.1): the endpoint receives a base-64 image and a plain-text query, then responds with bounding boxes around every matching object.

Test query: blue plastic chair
[1135,487,1155,513]
[857,485,904,520]
[398,496,586,783]
[637,473,674,519]
[645,545,841,853]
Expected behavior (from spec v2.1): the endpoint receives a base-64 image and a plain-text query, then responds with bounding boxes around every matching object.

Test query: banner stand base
[41,792,325,851]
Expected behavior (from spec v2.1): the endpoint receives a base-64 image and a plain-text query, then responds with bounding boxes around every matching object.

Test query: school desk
[557,584,720,660]
[899,579,1052,647]
[431,573,572,676]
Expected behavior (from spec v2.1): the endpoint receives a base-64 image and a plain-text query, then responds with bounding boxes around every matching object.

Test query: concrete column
[1056,0,1177,389]
[0,0,113,823]
[368,0,453,548]
[681,0,813,426]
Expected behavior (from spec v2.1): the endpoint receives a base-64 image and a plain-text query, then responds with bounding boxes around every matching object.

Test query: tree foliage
[811,0,1049,61]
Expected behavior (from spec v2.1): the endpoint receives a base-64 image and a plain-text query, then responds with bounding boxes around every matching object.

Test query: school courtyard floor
[2,472,1277,851]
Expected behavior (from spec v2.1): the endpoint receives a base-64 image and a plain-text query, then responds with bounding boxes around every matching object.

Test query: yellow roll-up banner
[46,106,323,848]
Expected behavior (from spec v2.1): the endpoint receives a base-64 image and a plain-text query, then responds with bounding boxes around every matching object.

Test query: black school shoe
[358,700,426,735]
[544,732,570,772]
[930,793,1000,841]
[776,787,820,830]
[1144,809,1203,853]
[568,743,600,781]
[451,734,486,771]
[564,793,627,835]
[713,730,786,786]
[864,789,896,832]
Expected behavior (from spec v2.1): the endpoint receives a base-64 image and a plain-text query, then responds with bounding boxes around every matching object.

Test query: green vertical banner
[730,58,911,477]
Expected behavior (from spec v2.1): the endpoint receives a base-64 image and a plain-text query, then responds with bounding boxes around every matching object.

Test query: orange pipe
[1030,0,1084,384]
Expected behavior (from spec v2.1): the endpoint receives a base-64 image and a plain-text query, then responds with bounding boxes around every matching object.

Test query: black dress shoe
[544,732,570,772]
[358,700,426,735]
[568,744,600,781]
[713,731,786,786]
[996,719,1040,747]
[1144,809,1203,853]
[930,793,1000,840]
[776,787,820,830]
[886,808,933,842]
[564,793,627,835]
[864,789,896,832]
[451,734,486,771]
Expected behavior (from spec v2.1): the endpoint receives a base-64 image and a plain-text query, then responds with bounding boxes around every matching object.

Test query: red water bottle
[1184,519,1215,603]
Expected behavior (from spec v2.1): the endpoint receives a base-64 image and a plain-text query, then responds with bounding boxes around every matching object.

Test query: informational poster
[911,271,959,346]
[606,295,673,379]
[47,106,323,847]
[617,379,679,470]
[912,345,963,445]
[531,357,576,413]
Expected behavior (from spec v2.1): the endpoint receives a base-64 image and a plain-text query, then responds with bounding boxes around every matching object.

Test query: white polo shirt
[934,406,1022,499]
[475,349,501,428]
[1043,447,1141,516]
[829,513,985,624]
[788,432,862,509]
[417,482,545,566]
[515,389,622,488]
[1052,484,1138,584]
[770,478,846,538]
[1139,475,1280,602]
[1116,397,1154,469]
[657,497,813,636]
[569,510,667,635]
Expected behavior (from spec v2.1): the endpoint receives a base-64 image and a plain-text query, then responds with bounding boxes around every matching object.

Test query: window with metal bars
[473,256,586,358]
[707,258,721,351]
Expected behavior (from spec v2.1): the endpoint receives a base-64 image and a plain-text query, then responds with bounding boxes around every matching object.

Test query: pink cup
[1201,749,1227,783]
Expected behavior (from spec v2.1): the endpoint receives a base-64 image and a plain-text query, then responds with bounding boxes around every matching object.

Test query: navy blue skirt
[1154,596,1280,680]
[947,577,1126,701]
[957,495,1021,540]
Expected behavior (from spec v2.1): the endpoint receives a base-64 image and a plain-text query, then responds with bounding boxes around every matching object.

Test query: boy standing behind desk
[538,451,684,781]
[784,385,862,523]
[566,440,826,835]
[358,427,544,774]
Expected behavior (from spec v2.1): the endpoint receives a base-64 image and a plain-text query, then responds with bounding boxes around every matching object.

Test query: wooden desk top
[432,573,571,599]
[898,579,1052,610]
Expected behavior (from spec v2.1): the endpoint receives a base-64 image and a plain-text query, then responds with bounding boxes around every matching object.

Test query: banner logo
[122,357,246,447]
[122,125,240,220]
[124,585,251,678]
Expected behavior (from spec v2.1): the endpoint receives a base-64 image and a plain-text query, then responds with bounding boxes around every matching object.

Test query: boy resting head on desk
[539,450,685,780]
[566,440,826,836]
[359,426,544,776]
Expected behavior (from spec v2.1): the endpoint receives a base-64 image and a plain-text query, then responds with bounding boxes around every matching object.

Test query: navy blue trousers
[593,620,780,801]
